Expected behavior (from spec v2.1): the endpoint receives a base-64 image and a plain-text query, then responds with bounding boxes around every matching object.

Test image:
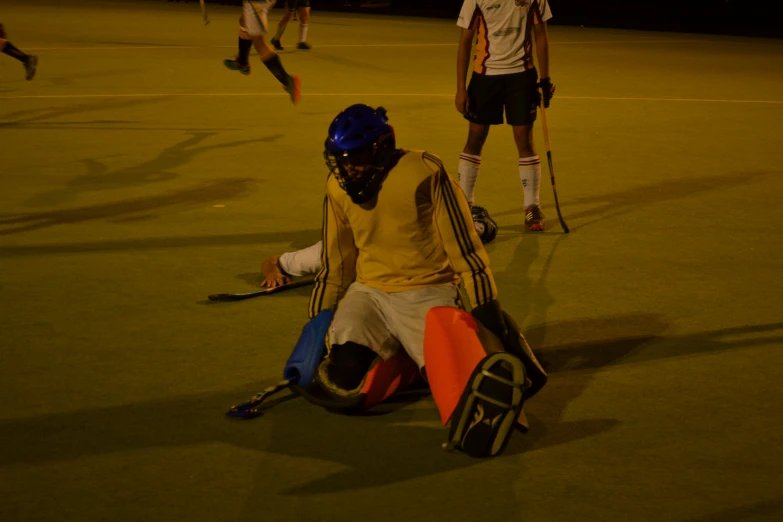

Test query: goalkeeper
[286,104,547,458]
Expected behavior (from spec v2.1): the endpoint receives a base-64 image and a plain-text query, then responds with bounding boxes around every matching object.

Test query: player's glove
[539,77,556,108]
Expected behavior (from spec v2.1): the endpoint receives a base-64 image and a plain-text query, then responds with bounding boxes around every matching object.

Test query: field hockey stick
[208,277,315,302]
[199,0,210,25]
[226,308,333,419]
[226,379,294,419]
[538,93,570,234]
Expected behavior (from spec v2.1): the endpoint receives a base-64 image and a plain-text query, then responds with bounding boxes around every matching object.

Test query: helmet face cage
[324,104,396,204]
[324,133,395,204]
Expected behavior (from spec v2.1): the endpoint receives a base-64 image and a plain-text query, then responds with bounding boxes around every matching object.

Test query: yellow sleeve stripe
[308,194,330,317]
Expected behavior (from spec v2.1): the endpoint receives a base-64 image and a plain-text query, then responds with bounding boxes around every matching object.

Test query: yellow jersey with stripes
[457,0,552,76]
[309,150,497,318]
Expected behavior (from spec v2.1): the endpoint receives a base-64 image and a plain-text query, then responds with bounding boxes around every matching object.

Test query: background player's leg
[459,123,490,206]
[224,16,253,75]
[297,7,311,50]
[513,124,545,231]
[1,37,37,80]
[241,1,301,104]
[252,35,300,104]
[271,9,293,50]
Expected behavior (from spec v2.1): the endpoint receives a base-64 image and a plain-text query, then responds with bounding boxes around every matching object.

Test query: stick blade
[226,402,264,419]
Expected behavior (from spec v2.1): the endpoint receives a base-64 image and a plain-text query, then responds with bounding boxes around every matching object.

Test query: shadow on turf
[0,177,261,237]
[493,170,778,232]
[5,317,779,496]
[0,227,322,256]
[0,95,172,128]
[23,132,282,207]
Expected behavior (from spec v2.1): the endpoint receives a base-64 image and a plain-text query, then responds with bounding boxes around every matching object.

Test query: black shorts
[285,0,310,10]
[465,69,539,126]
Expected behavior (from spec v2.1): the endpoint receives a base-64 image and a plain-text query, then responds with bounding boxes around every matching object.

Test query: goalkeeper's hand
[261,255,292,289]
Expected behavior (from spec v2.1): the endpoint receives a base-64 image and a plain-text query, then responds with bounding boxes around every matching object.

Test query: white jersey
[279,240,322,276]
[457,0,552,76]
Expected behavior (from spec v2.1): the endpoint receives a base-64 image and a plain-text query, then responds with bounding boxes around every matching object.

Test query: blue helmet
[324,104,397,204]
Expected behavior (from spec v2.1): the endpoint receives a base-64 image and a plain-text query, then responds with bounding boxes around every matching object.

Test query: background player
[271,0,312,51]
[223,1,301,104]
[455,0,556,232]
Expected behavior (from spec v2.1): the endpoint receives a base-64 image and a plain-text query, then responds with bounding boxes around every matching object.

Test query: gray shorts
[329,282,461,368]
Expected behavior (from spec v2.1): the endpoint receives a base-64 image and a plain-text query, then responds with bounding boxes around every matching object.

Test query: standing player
[270,0,312,51]
[455,0,555,232]
[293,104,547,457]
[223,1,301,104]
[0,24,37,80]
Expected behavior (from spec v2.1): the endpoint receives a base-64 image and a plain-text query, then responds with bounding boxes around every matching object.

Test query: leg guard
[283,310,333,387]
[502,311,548,400]
[296,348,420,413]
[360,350,420,409]
[424,306,527,458]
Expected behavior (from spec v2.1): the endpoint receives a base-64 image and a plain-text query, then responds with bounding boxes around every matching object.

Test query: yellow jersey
[309,150,497,318]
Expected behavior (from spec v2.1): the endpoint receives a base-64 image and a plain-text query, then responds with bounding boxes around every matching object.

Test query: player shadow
[0,226,320,258]
[0,177,260,237]
[23,132,282,207]
[493,170,778,232]
[0,320,779,494]
[0,96,238,132]
[0,66,141,87]
[0,95,171,128]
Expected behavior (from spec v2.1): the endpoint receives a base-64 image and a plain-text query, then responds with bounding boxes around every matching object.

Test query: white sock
[274,24,286,41]
[518,155,541,208]
[458,153,481,206]
[299,24,308,43]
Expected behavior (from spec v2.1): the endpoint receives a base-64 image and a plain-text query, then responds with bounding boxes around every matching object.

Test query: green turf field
[2,1,783,521]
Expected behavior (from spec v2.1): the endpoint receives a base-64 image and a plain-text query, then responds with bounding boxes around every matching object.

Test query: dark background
[195,0,781,38]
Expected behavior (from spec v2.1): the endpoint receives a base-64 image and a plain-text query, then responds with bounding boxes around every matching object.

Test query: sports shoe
[24,55,38,81]
[471,205,498,244]
[524,205,545,232]
[285,74,301,105]
[296,41,311,50]
[223,58,251,76]
[270,38,284,51]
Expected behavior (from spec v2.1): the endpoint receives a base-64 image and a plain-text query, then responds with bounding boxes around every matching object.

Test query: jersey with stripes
[308,150,497,318]
[457,0,552,76]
